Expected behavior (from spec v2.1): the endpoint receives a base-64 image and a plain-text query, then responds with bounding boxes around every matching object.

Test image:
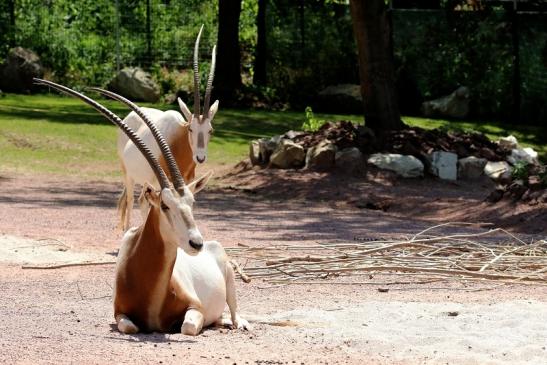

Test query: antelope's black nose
[189,239,203,250]
[196,156,206,163]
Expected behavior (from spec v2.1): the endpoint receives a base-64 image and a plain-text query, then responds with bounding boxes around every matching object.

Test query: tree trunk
[216,0,243,103]
[146,0,152,66]
[349,0,405,132]
[253,0,267,86]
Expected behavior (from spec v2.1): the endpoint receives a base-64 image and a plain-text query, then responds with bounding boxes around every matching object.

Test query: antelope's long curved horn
[203,45,216,119]
[88,87,185,192]
[33,78,170,190]
[193,25,204,119]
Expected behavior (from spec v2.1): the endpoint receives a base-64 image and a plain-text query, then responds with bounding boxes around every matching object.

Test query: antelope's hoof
[233,315,251,331]
[117,316,139,334]
[181,321,201,336]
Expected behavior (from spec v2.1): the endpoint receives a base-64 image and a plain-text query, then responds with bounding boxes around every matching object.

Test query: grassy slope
[0,94,545,178]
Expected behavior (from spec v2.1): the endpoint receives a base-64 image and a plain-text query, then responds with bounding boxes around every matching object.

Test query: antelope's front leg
[115,314,139,334]
[226,265,251,330]
[181,308,204,336]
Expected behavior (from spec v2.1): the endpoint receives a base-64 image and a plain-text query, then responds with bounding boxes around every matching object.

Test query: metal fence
[0,0,545,124]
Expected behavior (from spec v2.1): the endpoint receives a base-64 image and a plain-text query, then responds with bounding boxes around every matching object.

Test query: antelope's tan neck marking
[158,125,196,183]
[114,207,182,332]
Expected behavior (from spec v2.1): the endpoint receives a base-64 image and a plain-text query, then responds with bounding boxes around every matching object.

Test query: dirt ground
[0,167,546,365]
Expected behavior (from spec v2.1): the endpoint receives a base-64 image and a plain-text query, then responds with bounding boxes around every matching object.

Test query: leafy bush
[511,161,530,181]
[301,106,325,132]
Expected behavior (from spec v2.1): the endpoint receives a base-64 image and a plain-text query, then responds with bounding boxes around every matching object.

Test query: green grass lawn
[0,93,545,178]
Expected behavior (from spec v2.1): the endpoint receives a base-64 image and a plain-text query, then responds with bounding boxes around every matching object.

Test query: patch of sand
[0,235,113,266]
[255,300,547,365]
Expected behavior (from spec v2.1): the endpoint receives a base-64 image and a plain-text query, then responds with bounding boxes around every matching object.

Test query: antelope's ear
[208,100,219,120]
[177,98,192,123]
[143,182,160,207]
[188,171,213,195]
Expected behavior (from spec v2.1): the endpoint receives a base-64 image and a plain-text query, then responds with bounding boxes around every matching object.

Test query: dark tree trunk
[253,0,267,86]
[8,0,15,27]
[146,0,152,65]
[510,7,520,123]
[216,0,243,103]
[349,0,405,133]
[7,0,16,48]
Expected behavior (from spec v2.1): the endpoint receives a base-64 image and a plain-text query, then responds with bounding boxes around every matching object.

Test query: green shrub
[301,106,325,132]
[511,161,530,181]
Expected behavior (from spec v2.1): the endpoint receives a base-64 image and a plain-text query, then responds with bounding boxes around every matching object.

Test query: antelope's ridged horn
[33,78,170,190]
[88,87,186,192]
[203,45,216,119]
[193,25,204,119]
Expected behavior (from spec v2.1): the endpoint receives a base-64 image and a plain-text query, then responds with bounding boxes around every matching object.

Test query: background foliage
[0,0,545,124]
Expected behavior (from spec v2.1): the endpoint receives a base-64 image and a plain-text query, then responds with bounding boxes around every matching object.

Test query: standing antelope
[34,78,250,335]
[114,26,219,231]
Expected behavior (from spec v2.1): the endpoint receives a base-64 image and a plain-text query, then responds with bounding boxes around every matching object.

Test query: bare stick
[22,261,116,270]
[230,259,251,283]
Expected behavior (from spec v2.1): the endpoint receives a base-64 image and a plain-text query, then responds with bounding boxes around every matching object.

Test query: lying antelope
[34,78,249,335]
[113,26,219,231]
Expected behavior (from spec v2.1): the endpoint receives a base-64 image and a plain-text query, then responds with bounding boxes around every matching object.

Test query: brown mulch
[292,120,358,150]
[290,121,508,162]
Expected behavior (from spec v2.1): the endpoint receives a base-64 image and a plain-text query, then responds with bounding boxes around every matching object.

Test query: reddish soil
[222,162,547,235]
[0,169,545,364]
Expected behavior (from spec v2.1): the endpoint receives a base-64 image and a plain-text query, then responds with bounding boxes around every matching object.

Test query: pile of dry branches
[227,224,547,288]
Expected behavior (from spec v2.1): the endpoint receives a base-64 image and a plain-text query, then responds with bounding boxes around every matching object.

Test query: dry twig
[226,225,547,287]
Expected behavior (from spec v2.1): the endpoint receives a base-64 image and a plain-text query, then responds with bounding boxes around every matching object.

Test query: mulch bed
[291,121,508,162]
[282,121,545,204]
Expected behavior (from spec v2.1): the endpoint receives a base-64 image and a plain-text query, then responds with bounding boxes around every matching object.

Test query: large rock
[367,153,424,178]
[270,139,305,169]
[0,47,44,93]
[249,140,261,165]
[257,135,282,164]
[316,84,362,114]
[428,151,458,180]
[335,147,364,174]
[484,161,512,181]
[497,135,518,150]
[305,140,336,171]
[507,147,539,166]
[421,86,470,119]
[284,130,306,140]
[458,156,487,179]
[108,67,160,102]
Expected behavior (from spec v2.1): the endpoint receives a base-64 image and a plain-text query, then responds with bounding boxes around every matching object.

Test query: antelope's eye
[188,128,193,133]
[209,129,214,135]
[161,203,169,211]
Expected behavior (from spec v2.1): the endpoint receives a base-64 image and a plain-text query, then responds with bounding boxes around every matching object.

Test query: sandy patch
[253,300,547,365]
[0,235,113,266]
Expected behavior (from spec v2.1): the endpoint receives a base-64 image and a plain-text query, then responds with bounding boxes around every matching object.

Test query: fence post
[146,0,152,66]
[511,0,521,123]
[115,0,121,72]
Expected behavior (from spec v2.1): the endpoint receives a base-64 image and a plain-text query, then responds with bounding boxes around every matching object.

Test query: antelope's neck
[158,124,196,183]
[137,207,178,276]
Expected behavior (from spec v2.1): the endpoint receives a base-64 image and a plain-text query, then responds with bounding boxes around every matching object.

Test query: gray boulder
[428,151,458,180]
[484,161,512,181]
[335,147,364,174]
[257,135,282,164]
[421,86,470,119]
[284,130,306,140]
[317,84,362,114]
[0,47,44,93]
[270,139,305,169]
[367,153,424,178]
[249,140,261,165]
[497,135,518,151]
[305,140,337,171]
[507,147,539,166]
[108,67,160,102]
[458,156,487,179]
